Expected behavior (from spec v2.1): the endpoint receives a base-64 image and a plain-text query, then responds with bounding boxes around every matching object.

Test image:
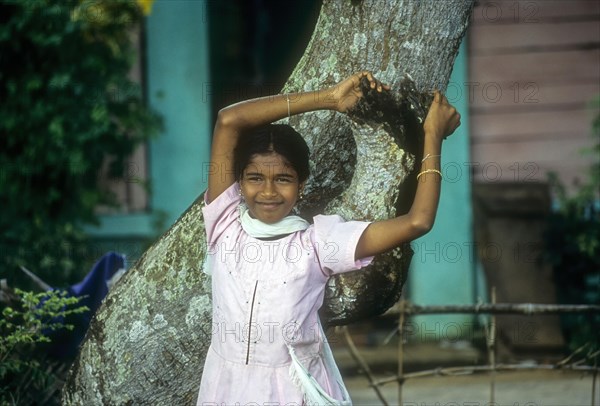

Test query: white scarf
[202,203,309,276]
[238,203,310,238]
[288,325,353,405]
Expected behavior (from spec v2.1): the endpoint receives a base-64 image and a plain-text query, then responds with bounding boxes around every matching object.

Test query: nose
[260,180,277,197]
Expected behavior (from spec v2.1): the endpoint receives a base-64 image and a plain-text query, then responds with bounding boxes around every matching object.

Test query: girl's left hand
[423,91,461,142]
[332,71,390,113]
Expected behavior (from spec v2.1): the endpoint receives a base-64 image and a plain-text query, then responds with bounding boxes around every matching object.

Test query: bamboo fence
[342,295,600,406]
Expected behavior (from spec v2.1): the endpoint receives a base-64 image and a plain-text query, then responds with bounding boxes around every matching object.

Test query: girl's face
[240,152,304,224]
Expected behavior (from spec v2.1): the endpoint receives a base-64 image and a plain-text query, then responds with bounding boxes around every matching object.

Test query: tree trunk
[62,0,474,403]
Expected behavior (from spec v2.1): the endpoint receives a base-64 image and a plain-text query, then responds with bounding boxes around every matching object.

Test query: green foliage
[545,98,600,355]
[0,289,88,405]
[0,0,162,286]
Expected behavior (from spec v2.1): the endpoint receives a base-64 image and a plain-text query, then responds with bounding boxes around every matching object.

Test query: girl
[197,72,460,405]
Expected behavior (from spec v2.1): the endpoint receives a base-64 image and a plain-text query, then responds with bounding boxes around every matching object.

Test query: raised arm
[206,72,387,202]
[354,91,461,259]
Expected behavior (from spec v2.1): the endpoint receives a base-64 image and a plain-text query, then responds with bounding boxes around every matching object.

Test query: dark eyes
[244,176,295,184]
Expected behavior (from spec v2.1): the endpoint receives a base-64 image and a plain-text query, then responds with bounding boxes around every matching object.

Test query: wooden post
[488,287,497,404]
[398,299,406,406]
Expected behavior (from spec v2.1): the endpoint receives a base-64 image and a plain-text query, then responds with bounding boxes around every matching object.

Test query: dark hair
[234,124,310,182]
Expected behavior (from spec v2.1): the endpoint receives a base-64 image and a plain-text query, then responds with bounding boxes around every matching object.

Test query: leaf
[48,72,71,90]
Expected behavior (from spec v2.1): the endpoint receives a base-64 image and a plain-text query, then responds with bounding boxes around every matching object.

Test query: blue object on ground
[44,252,126,359]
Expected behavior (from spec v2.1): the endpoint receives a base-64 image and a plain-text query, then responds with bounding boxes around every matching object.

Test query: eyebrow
[244,172,296,179]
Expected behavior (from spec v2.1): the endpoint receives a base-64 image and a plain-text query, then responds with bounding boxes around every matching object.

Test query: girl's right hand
[332,71,389,113]
[423,91,461,142]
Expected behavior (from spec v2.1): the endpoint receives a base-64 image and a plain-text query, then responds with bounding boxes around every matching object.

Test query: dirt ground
[345,370,596,406]
[333,342,598,406]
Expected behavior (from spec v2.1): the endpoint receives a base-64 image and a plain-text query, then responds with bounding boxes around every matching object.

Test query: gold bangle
[416,169,442,181]
[286,94,291,118]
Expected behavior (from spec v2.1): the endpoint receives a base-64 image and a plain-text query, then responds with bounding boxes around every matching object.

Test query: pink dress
[197,183,373,405]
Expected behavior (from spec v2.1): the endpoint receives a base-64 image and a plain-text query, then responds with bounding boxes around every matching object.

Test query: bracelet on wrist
[421,153,441,163]
[416,169,443,181]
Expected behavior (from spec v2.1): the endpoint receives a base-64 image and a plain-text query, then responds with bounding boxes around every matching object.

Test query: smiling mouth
[257,202,283,209]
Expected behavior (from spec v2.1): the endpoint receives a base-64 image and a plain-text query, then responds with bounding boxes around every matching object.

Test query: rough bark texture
[62,0,473,403]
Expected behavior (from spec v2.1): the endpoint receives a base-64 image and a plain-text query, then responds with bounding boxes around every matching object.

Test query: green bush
[546,98,600,356]
[0,0,162,287]
[0,289,88,405]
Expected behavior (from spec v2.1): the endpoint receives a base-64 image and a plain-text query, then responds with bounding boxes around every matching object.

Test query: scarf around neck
[202,202,310,275]
[238,203,310,238]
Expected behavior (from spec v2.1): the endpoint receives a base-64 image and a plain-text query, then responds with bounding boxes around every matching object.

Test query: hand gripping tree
[63,0,474,403]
